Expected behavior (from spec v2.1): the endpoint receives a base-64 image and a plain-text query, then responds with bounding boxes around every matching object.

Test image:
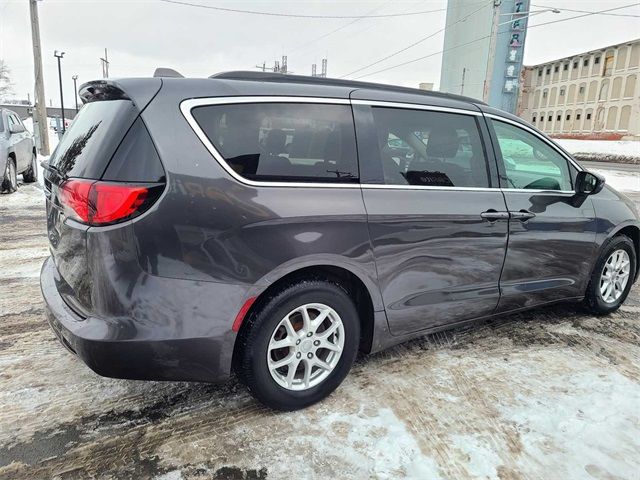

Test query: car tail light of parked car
[59,179,162,226]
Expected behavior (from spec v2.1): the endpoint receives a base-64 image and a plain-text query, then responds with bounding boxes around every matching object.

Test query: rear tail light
[59,179,162,226]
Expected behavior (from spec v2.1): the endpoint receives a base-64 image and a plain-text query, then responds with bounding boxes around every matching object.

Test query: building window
[557,115,561,121]
[563,63,569,71]
[532,116,537,123]
[543,91,548,98]
[587,113,592,120]
[554,65,559,73]
[594,56,601,64]
[538,69,543,77]
[584,58,590,67]
[573,61,578,69]
[560,88,565,96]
[548,115,552,121]
[566,114,571,121]
[546,67,551,75]
[579,86,585,94]
[577,113,581,120]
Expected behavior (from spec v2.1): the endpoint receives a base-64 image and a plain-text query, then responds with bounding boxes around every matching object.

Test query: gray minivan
[41,72,639,410]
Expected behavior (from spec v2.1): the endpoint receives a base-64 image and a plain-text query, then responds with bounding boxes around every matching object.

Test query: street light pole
[54,50,65,134]
[72,75,79,113]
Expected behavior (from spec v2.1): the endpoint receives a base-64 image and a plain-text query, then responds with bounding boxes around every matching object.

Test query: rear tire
[22,152,38,183]
[236,280,360,411]
[1,158,17,193]
[584,235,636,315]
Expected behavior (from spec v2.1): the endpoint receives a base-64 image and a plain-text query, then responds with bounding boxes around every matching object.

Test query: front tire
[22,152,38,183]
[237,280,360,411]
[584,235,636,315]
[1,158,17,193]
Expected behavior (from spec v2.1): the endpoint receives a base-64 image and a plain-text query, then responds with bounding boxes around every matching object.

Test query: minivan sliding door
[353,100,508,336]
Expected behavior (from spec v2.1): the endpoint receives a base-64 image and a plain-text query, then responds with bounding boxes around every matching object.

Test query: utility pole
[72,75,79,113]
[321,58,327,78]
[54,51,65,135]
[461,67,466,95]
[29,0,50,155]
[100,48,109,78]
[483,1,501,103]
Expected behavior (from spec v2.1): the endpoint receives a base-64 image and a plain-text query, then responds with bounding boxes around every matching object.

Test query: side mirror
[576,170,605,195]
[9,123,25,134]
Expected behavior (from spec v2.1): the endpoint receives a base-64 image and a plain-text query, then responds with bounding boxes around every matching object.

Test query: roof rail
[154,68,184,78]
[210,71,485,105]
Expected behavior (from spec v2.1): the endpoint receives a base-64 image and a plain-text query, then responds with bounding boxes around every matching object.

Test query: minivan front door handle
[511,209,536,221]
[480,210,510,222]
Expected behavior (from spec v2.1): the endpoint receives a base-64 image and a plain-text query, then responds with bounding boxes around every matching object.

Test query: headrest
[426,125,460,158]
[323,129,341,162]
[265,129,287,154]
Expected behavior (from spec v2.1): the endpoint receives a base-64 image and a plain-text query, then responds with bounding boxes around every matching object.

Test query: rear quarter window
[49,100,138,178]
[190,102,359,183]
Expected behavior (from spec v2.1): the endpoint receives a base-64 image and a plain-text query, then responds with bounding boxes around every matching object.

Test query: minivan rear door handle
[511,209,536,221]
[480,210,510,222]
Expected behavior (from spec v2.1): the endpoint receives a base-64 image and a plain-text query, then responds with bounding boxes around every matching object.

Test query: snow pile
[556,139,640,164]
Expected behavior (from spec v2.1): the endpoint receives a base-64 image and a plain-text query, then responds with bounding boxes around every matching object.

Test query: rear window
[191,102,358,183]
[49,100,138,178]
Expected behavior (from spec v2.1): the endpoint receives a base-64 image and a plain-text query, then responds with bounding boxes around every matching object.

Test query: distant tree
[0,59,13,102]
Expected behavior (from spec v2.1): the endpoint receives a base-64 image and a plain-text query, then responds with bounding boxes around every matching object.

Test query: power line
[341,0,492,79]
[531,3,640,18]
[528,2,640,28]
[354,35,492,80]
[290,1,391,54]
[157,0,446,19]
[352,2,640,80]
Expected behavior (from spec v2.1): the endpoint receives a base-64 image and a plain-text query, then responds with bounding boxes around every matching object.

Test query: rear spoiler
[79,81,130,104]
[77,78,162,111]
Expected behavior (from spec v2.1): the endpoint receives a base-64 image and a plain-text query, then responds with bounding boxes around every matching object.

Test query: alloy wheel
[267,303,344,391]
[600,249,631,304]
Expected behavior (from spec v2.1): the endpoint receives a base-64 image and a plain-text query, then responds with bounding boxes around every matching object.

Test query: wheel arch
[614,223,640,281]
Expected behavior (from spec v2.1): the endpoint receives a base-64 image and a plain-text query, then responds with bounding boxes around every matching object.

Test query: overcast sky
[1,0,639,107]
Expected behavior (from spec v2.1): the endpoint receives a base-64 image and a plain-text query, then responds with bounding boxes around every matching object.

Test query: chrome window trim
[180,96,358,189]
[501,188,576,195]
[360,184,496,192]
[352,99,483,116]
[180,96,580,194]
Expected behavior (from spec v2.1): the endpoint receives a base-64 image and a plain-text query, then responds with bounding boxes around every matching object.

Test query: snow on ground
[557,139,640,163]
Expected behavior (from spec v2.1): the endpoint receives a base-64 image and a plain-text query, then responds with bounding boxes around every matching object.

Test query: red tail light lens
[59,179,158,226]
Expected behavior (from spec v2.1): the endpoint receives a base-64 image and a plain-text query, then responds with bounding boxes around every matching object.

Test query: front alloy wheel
[584,235,636,315]
[600,249,631,304]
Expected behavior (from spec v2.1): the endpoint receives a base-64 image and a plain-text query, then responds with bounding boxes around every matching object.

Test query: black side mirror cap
[576,170,605,195]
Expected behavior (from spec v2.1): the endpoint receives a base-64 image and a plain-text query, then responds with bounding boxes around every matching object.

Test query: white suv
[1,108,37,193]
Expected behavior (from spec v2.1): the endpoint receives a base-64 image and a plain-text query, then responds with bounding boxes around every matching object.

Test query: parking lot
[1,172,639,480]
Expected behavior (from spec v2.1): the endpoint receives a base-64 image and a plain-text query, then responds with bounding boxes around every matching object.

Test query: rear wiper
[40,160,66,183]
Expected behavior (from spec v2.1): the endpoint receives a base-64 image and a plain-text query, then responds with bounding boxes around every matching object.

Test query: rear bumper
[40,256,236,383]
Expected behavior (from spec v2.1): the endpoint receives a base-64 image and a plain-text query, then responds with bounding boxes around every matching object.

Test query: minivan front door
[353,98,509,336]
[487,115,597,312]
